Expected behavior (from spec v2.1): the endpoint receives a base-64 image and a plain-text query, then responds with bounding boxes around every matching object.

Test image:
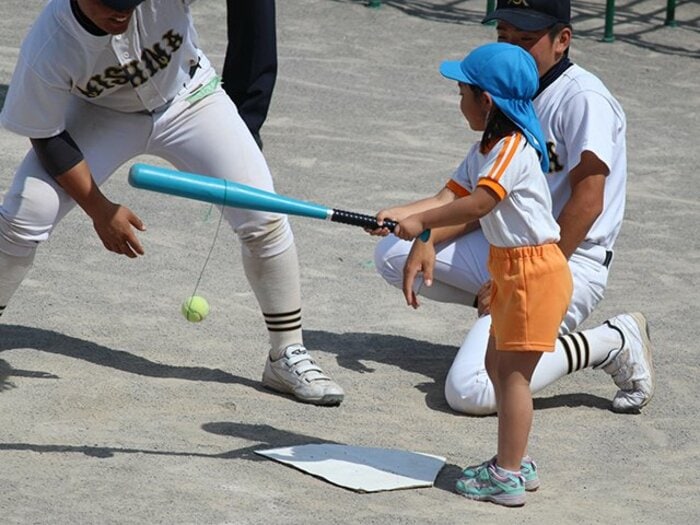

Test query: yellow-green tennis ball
[182,296,209,322]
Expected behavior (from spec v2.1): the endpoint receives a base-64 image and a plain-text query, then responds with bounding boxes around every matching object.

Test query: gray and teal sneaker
[460,455,539,491]
[519,456,540,491]
[455,461,526,507]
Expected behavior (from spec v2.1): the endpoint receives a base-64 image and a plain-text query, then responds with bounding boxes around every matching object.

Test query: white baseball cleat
[603,312,655,413]
[262,344,344,406]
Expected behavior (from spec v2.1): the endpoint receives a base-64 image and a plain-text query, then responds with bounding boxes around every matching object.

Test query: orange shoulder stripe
[485,133,522,183]
[446,179,470,197]
[477,178,506,201]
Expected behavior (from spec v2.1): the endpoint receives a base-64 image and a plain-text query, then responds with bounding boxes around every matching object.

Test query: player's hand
[365,209,397,236]
[402,237,436,309]
[394,215,424,241]
[477,280,492,316]
[91,201,146,258]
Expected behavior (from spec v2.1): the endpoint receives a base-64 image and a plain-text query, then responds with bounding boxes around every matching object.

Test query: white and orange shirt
[446,132,560,248]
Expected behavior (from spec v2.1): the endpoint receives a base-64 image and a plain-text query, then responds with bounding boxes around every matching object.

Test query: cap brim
[101,0,146,10]
[440,60,472,84]
[482,9,559,31]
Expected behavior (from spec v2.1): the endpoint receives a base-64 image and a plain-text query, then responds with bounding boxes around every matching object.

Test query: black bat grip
[330,209,397,231]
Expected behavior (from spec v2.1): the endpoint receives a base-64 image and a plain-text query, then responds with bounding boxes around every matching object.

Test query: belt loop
[188,58,201,79]
[603,250,613,268]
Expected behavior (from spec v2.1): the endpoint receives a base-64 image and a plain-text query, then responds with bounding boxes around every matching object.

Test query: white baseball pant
[0,63,293,260]
[374,228,611,414]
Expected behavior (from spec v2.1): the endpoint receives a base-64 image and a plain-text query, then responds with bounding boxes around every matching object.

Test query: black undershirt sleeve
[30,130,85,179]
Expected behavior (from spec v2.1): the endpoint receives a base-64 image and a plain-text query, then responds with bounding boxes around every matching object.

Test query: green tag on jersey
[185,75,221,105]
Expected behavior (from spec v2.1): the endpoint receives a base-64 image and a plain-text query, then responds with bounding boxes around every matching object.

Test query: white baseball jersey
[0,0,294,262]
[1,0,201,137]
[535,64,627,251]
[446,132,560,248]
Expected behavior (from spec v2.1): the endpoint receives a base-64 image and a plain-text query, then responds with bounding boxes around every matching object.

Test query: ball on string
[181,295,210,322]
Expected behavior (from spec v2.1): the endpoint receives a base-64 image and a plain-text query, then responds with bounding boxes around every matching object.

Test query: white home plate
[255,444,446,492]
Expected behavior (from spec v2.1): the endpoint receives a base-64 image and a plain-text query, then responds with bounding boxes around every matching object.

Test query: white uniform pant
[374,229,611,413]
[0,64,293,259]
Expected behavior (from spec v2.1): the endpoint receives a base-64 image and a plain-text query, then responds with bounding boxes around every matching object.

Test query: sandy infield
[1,1,698,523]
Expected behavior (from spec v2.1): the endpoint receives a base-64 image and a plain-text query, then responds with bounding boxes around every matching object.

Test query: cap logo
[507,0,532,7]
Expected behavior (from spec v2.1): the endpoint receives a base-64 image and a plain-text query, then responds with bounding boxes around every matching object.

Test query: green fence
[604,0,678,42]
[367,0,680,43]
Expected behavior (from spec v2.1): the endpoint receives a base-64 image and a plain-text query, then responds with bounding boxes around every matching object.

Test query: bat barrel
[128,163,430,241]
[128,163,330,220]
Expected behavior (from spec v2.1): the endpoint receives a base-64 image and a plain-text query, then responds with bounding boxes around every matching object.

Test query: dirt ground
[1,1,699,524]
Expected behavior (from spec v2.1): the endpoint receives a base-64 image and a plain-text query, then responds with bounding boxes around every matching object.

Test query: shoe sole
[458,490,526,507]
[262,383,344,406]
[611,312,655,413]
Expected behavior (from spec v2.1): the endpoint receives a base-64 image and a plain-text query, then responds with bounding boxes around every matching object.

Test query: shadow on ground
[0,421,465,495]
[0,324,612,412]
[338,0,699,58]
[0,324,261,389]
[0,423,329,461]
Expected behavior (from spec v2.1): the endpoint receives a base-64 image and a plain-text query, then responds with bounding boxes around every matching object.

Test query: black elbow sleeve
[30,130,85,178]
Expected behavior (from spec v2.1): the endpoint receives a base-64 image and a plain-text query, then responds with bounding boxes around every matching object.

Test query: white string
[189,180,227,299]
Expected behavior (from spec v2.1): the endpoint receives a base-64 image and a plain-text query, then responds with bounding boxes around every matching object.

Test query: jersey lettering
[76,29,184,98]
[76,79,104,98]
[142,45,172,75]
[122,61,150,86]
[103,65,131,86]
[546,141,564,173]
[161,29,184,53]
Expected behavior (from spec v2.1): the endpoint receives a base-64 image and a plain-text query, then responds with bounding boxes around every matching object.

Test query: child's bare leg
[492,349,543,471]
[484,335,500,401]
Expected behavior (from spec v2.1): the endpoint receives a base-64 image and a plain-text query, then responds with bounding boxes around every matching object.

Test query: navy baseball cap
[483,0,570,31]
[440,43,549,172]
[101,0,146,10]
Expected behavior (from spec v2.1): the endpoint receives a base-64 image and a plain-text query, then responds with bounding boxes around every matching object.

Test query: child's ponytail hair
[469,85,521,154]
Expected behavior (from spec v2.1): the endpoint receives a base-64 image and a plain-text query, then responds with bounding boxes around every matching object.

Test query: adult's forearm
[55,160,111,219]
[557,205,598,259]
[558,154,607,259]
[556,183,604,259]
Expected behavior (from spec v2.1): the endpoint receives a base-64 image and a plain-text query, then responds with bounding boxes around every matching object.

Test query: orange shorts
[488,243,573,352]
